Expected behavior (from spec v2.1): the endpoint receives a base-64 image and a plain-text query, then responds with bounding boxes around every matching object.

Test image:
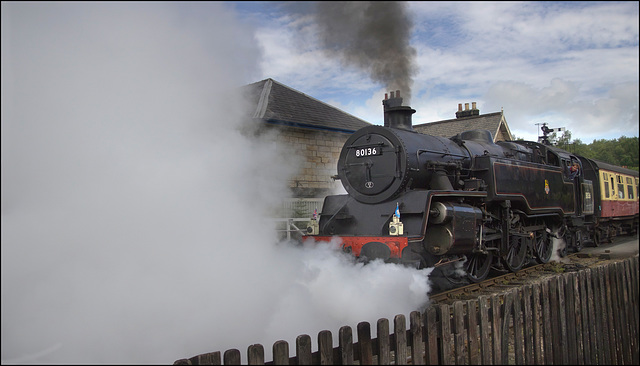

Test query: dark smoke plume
[314,1,417,103]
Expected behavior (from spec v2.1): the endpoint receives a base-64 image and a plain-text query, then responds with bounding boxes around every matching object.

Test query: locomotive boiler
[303,91,638,283]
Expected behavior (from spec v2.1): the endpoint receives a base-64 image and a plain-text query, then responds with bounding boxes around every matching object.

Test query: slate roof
[242,78,371,133]
[413,111,513,142]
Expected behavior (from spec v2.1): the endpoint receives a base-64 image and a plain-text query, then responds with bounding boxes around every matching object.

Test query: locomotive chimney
[382,89,416,130]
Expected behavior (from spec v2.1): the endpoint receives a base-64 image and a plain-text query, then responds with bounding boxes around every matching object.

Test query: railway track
[428,252,617,304]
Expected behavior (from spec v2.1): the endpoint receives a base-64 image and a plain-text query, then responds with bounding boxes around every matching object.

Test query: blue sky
[229,1,639,142]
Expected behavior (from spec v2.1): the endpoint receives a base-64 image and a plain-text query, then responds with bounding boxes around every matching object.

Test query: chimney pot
[458,103,462,112]
[472,102,477,110]
[390,91,395,98]
[465,103,469,111]
[396,90,400,98]
[385,93,388,100]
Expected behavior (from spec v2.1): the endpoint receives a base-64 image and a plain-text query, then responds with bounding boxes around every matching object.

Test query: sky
[231,1,639,143]
[0,1,637,364]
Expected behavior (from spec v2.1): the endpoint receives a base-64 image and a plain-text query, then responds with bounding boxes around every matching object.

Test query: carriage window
[628,185,635,200]
[604,181,610,198]
[618,183,625,199]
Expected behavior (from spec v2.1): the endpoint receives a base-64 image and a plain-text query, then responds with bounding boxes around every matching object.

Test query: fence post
[439,304,453,365]
[394,314,408,364]
[512,288,525,364]
[425,306,439,365]
[377,318,391,365]
[453,302,466,365]
[272,340,289,365]
[339,326,354,365]
[490,295,502,364]
[296,335,312,365]
[247,344,264,365]
[521,285,534,364]
[357,322,373,365]
[410,311,424,365]
[477,296,492,364]
[564,273,578,364]
[466,300,480,365]
[318,330,333,365]
[223,349,241,365]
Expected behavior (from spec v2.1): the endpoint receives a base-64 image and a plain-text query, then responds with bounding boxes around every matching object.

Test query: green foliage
[547,130,638,171]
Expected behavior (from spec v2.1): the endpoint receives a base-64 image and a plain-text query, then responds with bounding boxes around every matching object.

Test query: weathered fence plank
[295,335,312,365]
[490,295,502,364]
[453,302,466,365]
[394,314,408,364]
[513,288,525,365]
[541,280,553,364]
[557,276,569,365]
[223,349,241,365]
[603,266,619,364]
[272,341,289,365]
[500,290,513,365]
[578,270,592,364]
[357,322,373,365]
[565,273,578,365]
[522,285,534,365]
[410,311,425,365]
[617,262,632,365]
[248,344,264,365]
[531,283,543,365]
[631,258,640,365]
[595,266,611,364]
[626,259,640,365]
[584,268,599,364]
[425,306,439,365]
[339,326,353,365]
[466,300,480,365]
[550,276,562,364]
[377,318,391,365]
[571,272,584,365]
[477,296,492,365]
[318,330,333,365]
[439,304,453,365]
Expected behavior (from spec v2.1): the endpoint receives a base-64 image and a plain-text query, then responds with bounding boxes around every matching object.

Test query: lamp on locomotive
[306,208,319,235]
[389,203,403,236]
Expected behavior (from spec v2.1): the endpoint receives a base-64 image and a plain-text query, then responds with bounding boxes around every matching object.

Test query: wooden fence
[175,256,639,365]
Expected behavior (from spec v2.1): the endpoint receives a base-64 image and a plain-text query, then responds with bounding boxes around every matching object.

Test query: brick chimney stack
[455,102,480,118]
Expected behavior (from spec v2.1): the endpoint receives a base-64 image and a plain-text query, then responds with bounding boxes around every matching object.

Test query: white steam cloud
[2,3,432,364]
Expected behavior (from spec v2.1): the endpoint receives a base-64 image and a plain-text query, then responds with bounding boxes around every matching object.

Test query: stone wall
[260,124,349,198]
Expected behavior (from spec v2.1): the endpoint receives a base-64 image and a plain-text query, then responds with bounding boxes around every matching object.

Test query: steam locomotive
[303,91,639,284]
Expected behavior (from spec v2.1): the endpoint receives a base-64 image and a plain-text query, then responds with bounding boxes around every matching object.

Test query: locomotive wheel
[466,251,494,282]
[534,230,553,264]
[503,235,527,272]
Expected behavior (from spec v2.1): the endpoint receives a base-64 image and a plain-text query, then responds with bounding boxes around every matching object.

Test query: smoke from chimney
[313,2,417,104]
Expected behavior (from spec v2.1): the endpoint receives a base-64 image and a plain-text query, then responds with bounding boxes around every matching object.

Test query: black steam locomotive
[304,92,639,283]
